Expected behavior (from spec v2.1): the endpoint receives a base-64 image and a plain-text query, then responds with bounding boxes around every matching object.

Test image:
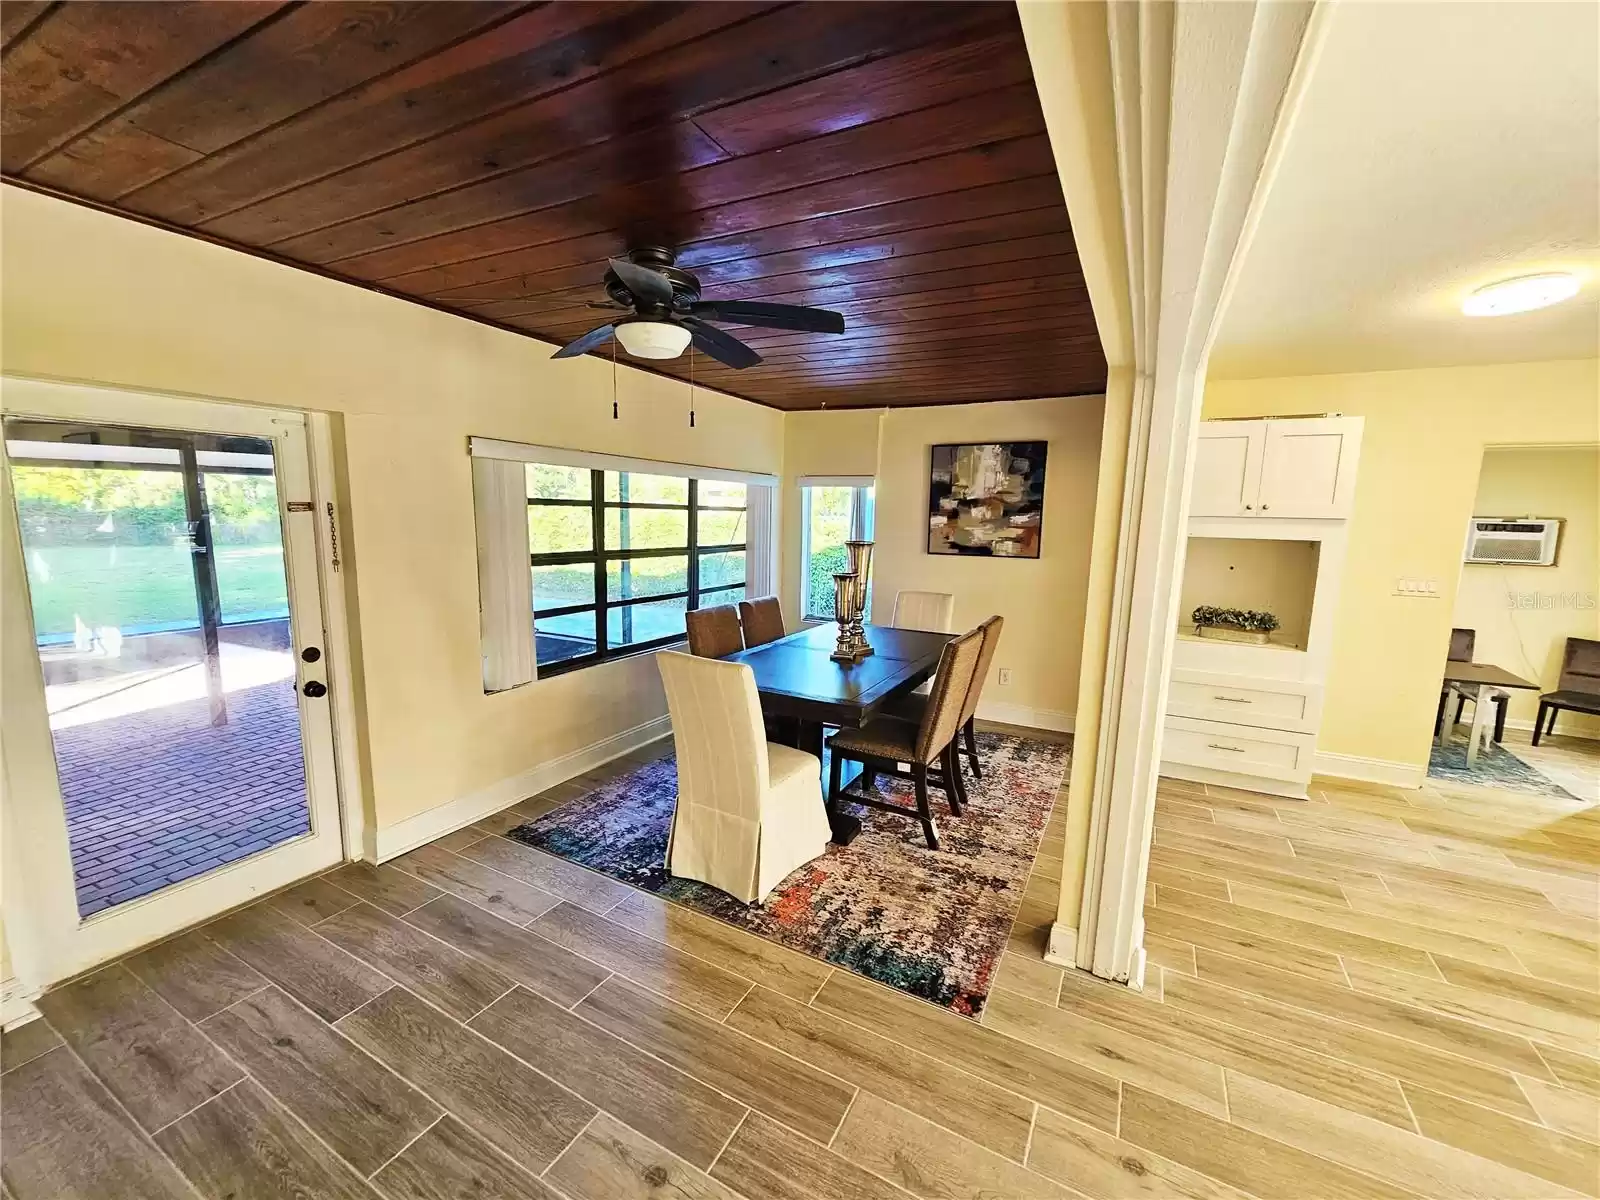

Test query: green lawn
[21,543,289,638]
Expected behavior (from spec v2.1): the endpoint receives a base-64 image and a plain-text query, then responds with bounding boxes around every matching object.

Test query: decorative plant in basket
[1192,606,1280,645]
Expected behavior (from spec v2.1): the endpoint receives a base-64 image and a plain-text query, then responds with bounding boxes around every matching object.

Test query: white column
[1021,0,1327,984]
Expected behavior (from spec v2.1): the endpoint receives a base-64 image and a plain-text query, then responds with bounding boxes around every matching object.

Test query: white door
[1,378,344,988]
[1257,417,1361,518]
[1189,421,1266,516]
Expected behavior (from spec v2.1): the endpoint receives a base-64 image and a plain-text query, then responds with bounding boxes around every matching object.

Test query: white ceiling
[1210,1,1600,379]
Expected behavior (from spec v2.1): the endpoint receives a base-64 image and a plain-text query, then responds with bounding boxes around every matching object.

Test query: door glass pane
[607,556,687,601]
[536,610,597,666]
[528,504,592,554]
[607,596,688,646]
[6,420,311,919]
[532,563,595,612]
[604,507,687,551]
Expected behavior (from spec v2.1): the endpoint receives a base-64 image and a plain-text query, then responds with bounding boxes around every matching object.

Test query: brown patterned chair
[738,597,786,648]
[887,615,1003,782]
[824,626,984,849]
[686,604,743,658]
[1534,637,1600,744]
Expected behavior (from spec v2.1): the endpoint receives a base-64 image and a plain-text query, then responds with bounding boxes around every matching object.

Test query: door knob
[302,680,327,698]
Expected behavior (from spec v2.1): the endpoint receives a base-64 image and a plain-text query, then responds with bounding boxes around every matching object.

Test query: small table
[1439,662,1539,764]
[722,621,954,841]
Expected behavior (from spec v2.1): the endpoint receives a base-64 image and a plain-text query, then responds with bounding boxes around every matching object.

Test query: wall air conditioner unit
[1464,517,1562,566]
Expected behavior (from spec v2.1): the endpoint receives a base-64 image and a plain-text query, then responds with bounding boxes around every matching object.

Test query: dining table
[721,620,955,843]
[1438,661,1539,765]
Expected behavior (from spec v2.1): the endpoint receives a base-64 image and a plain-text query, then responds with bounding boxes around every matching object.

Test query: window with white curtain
[471,439,776,690]
[799,478,875,621]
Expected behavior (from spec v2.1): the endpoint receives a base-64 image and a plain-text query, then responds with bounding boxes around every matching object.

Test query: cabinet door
[1189,421,1266,516]
[1258,418,1360,517]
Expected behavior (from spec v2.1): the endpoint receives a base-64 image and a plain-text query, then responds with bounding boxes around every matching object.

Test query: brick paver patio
[55,679,309,917]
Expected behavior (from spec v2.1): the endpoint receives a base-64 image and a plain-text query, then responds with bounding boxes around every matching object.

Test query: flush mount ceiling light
[1462,273,1580,317]
[612,319,693,360]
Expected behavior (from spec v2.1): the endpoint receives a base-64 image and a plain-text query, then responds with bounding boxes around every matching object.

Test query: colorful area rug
[1428,735,1576,800]
[510,731,1068,1017]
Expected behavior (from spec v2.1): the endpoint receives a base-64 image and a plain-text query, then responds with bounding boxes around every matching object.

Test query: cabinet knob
[1244,504,1253,511]
[1261,504,1270,511]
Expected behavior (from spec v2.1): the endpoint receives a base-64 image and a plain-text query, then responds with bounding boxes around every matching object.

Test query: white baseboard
[2,977,42,1029]
[373,714,673,863]
[1502,717,1600,743]
[1043,921,1078,968]
[1313,751,1425,790]
[977,700,1075,734]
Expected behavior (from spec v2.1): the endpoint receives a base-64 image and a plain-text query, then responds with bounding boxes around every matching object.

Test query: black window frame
[528,467,747,676]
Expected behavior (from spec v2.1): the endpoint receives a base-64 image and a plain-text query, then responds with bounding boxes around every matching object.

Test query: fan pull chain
[688,345,696,428]
[610,339,618,420]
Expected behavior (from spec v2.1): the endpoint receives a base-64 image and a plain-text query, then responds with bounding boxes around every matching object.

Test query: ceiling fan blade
[689,300,845,334]
[608,256,675,307]
[681,317,761,369]
[551,323,617,359]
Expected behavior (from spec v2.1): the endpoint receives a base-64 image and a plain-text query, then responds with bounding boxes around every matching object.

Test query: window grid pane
[524,465,761,674]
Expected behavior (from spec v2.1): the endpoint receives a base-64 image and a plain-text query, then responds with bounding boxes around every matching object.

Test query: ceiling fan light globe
[614,319,692,360]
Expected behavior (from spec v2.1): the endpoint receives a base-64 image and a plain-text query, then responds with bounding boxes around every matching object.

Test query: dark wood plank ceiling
[1,1,1105,410]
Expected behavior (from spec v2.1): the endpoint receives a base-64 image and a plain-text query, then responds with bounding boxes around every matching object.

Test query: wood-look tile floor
[5,732,1598,1200]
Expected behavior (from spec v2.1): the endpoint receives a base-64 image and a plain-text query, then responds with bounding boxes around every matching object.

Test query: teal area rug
[510,731,1068,1018]
[1427,736,1575,800]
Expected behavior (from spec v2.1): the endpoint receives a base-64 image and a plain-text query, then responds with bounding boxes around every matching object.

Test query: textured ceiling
[1211,1,1600,380]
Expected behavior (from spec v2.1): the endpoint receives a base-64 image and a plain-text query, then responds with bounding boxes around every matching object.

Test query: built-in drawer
[1161,715,1314,782]
[1167,671,1320,732]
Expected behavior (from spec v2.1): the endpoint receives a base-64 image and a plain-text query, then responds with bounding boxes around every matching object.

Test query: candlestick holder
[829,571,865,662]
[843,539,875,660]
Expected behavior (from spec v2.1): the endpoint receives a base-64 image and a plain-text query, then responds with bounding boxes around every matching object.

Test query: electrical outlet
[997,667,1013,686]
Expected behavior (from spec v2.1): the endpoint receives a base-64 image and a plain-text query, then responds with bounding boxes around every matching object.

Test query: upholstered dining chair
[889,615,1004,782]
[657,652,832,903]
[1435,626,1507,742]
[891,589,956,633]
[686,604,743,658]
[738,596,786,648]
[824,626,984,850]
[1533,637,1600,744]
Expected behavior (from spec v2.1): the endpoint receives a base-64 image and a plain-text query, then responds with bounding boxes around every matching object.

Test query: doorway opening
[7,419,313,917]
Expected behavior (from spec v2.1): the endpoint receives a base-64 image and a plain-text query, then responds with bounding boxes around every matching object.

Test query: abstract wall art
[927,441,1049,558]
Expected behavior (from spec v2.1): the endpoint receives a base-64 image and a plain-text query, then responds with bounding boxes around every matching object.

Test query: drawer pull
[1207,743,1246,753]
[1213,695,1251,704]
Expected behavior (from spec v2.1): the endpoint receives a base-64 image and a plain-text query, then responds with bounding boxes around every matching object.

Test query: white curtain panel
[472,456,535,692]
[745,483,778,601]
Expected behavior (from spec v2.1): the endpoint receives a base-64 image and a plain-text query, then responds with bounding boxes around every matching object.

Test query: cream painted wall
[1454,446,1600,736]
[1205,359,1600,771]
[1,187,783,836]
[777,408,883,626]
[870,397,1105,726]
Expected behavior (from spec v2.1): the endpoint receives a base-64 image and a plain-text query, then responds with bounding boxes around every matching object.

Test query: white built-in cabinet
[1189,417,1361,519]
[1163,415,1363,799]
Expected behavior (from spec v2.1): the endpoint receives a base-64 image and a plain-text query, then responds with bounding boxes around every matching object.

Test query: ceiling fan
[551,247,846,369]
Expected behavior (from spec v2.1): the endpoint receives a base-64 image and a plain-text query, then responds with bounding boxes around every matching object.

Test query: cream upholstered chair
[888,615,1003,782]
[657,651,831,903]
[891,589,956,633]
